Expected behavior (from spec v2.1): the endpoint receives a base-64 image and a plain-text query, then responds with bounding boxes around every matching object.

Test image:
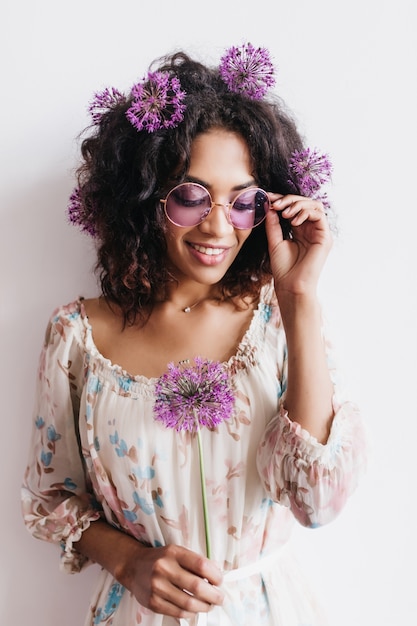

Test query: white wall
[1,1,416,624]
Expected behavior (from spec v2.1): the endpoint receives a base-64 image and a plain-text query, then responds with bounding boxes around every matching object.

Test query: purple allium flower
[88,87,126,124]
[154,357,234,557]
[219,42,276,99]
[66,187,97,237]
[126,71,186,133]
[289,147,333,199]
[154,357,234,432]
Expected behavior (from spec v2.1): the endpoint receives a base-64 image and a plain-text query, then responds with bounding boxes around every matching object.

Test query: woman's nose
[198,202,234,236]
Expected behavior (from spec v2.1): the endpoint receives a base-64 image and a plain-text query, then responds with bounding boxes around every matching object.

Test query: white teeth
[192,244,224,256]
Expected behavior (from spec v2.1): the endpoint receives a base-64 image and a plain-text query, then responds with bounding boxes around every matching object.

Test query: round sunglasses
[160,182,270,229]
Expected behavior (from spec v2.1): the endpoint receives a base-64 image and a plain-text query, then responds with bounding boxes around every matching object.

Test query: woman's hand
[75,521,224,620]
[119,542,224,619]
[265,193,333,297]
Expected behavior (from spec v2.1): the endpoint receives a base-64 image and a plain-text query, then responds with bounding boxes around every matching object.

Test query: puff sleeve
[257,400,367,527]
[256,312,368,529]
[21,303,101,573]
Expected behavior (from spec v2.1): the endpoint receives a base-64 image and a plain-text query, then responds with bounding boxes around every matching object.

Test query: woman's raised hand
[265,193,333,297]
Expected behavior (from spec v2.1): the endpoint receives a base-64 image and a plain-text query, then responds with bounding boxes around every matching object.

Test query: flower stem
[196,424,211,559]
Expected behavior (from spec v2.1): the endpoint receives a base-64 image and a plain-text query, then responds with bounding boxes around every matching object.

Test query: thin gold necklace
[183,300,203,313]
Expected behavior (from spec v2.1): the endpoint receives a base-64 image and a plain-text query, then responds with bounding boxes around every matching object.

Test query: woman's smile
[186,241,231,265]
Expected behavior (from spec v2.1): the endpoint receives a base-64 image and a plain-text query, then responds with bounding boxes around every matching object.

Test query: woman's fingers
[154,570,222,615]
[147,581,216,618]
[176,545,223,587]
[270,194,326,225]
[132,544,224,618]
[282,204,324,226]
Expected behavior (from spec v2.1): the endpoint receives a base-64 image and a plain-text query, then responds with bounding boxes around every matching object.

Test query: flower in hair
[126,71,186,133]
[219,43,276,99]
[154,357,234,557]
[88,87,126,124]
[67,187,97,237]
[289,147,333,203]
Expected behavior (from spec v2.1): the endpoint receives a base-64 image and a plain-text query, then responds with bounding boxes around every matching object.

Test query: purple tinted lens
[165,183,211,226]
[230,188,269,229]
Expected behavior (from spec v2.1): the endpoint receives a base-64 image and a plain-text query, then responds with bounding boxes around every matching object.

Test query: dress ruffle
[257,400,367,527]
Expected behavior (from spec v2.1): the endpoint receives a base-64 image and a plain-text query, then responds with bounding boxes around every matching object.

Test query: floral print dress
[21,283,367,626]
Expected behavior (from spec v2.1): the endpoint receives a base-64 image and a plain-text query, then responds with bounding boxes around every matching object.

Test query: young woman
[22,44,367,626]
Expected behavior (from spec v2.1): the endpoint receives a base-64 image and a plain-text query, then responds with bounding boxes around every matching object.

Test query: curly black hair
[74,51,304,324]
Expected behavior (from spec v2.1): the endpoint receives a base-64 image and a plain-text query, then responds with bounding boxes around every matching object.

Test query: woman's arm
[265,194,334,442]
[278,293,333,442]
[258,197,368,525]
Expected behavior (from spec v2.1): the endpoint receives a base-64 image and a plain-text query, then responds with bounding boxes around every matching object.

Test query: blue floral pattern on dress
[93,582,125,624]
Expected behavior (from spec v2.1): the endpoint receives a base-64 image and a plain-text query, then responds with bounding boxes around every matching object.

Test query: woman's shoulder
[50,298,84,320]
[259,280,277,306]
[48,297,93,328]
[43,297,90,349]
[80,296,123,337]
[259,281,279,315]
[257,281,282,329]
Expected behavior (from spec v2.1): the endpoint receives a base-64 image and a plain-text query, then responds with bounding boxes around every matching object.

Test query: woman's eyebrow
[183,175,257,191]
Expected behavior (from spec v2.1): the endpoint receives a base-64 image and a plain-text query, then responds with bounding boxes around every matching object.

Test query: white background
[1,1,416,624]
